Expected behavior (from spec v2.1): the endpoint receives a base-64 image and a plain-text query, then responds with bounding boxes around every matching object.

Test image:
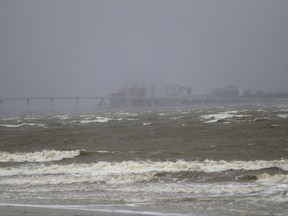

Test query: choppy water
[0,104,288,215]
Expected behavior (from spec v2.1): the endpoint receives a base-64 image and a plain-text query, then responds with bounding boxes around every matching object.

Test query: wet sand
[0,205,143,216]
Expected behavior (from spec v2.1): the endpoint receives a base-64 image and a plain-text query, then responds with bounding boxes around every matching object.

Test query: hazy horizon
[1,0,288,98]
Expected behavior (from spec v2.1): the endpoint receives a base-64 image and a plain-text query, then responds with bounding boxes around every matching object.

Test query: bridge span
[1,95,285,114]
[0,95,219,114]
[0,96,109,114]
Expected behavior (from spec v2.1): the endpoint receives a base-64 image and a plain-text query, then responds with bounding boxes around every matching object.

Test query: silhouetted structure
[212,86,243,97]
[110,85,193,108]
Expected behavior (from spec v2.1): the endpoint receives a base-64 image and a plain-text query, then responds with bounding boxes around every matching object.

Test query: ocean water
[0,104,287,216]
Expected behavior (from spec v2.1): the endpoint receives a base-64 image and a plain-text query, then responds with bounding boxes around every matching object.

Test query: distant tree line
[243,90,288,98]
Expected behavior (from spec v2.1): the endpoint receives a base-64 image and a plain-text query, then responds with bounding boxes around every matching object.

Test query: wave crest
[1,159,287,176]
[0,149,81,163]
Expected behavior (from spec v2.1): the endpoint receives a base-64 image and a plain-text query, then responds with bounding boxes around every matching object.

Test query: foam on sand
[0,203,190,216]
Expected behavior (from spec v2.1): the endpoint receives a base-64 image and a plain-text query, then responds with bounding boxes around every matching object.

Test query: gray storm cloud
[0,0,287,98]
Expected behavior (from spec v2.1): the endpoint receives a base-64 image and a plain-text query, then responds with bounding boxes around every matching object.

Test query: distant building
[110,85,193,108]
[116,86,146,98]
[111,85,192,98]
[164,85,192,97]
[212,86,243,97]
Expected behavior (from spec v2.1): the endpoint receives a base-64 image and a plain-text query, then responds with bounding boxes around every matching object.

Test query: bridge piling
[76,97,79,112]
[0,100,3,114]
[50,98,54,113]
[26,98,30,113]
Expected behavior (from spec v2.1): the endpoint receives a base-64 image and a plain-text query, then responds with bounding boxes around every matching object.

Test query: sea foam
[80,117,112,123]
[278,114,288,119]
[0,149,81,163]
[0,123,46,128]
[1,159,287,178]
[0,203,190,216]
[199,111,249,123]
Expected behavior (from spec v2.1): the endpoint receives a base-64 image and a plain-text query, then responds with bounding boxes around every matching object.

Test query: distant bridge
[0,96,109,114]
[1,95,286,114]
[0,95,218,114]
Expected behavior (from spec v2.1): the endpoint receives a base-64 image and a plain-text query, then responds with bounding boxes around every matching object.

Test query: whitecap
[114,112,138,117]
[1,117,21,121]
[0,123,26,128]
[253,117,270,122]
[200,111,249,123]
[256,173,288,184]
[55,115,71,120]
[1,159,287,179]
[80,117,112,123]
[158,113,168,116]
[278,114,288,119]
[0,149,81,163]
[0,123,46,128]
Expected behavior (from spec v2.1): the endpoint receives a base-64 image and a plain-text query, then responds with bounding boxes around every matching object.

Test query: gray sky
[0,0,287,98]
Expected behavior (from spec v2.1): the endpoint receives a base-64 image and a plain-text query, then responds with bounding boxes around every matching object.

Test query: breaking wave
[0,149,81,163]
[199,111,249,123]
[0,159,287,185]
[0,123,46,128]
[79,117,112,123]
[256,173,288,184]
[278,114,288,119]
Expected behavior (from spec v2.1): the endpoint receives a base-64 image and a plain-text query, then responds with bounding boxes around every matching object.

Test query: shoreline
[0,204,190,216]
[0,205,126,216]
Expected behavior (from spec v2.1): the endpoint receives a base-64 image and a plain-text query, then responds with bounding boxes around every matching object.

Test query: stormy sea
[0,104,287,216]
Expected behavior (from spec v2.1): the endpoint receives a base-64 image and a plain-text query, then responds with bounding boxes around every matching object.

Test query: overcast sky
[0,0,287,98]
